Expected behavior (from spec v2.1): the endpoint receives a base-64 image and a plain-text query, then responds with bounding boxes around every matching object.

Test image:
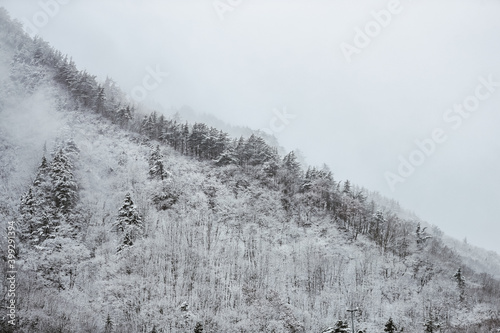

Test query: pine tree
[384,317,397,333]
[243,134,275,166]
[215,147,239,166]
[181,123,190,154]
[282,151,301,176]
[149,145,170,180]
[114,193,142,252]
[50,149,78,214]
[416,223,432,249]
[95,85,106,114]
[454,267,466,302]
[234,136,246,165]
[370,210,386,242]
[104,313,113,333]
[141,114,156,138]
[342,180,351,196]
[20,156,56,243]
[116,106,132,126]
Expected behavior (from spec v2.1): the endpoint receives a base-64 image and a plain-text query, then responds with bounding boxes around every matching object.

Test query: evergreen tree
[20,156,56,243]
[282,151,301,176]
[416,223,432,249]
[342,180,352,196]
[50,149,78,214]
[104,313,113,333]
[215,147,238,166]
[454,267,466,302]
[141,113,156,138]
[234,136,246,165]
[370,210,386,242]
[243,134,275,166]
[95,85,106,114]
[279,151,302,196]
[216,130,230,157]
[181,123,190,154]
[384,317,397,333]
[116,105,132,126]
[148,145,170,180]
[114,193,143,252]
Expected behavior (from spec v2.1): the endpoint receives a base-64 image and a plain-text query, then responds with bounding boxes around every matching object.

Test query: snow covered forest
[1,7,500,333]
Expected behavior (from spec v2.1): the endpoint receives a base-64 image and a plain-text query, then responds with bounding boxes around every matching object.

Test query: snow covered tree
[215,147,238,166]
[20,156,56,243]
[240,134,275,167]
[148,145,170,180]
[279,151,302,196]
[322,320,349,333]
[333,320,349,333]
[116,106,132,127]
[384,317,397,333]
[104,313,113,333]
[50,149,78,214]
[194,322,203,333]
[416,223,432,250]
[454,267,466,302]
[141,113,156,138]
[342,179,351,196]
[114,193,143,252]
[369,210,386,245]
[95,85,106,114]
[424,317,440,333]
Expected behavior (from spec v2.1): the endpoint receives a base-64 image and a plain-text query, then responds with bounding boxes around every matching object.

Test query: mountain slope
[1,8,500,333]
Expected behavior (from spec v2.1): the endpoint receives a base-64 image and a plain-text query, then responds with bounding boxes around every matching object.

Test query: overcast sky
[1,0,499,254]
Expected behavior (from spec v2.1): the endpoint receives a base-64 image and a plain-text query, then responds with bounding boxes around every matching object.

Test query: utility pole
[347,307,358,333]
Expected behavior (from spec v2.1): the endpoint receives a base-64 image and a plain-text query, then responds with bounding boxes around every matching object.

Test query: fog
[1,0,500,254]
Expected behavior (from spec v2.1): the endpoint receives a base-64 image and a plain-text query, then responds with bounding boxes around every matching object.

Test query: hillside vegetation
[1,8,500,333]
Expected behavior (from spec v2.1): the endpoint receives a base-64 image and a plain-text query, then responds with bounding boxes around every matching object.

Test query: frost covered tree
[104,313,113,333]
[215,146,238,166]
[279,151,302,196]
[384,317,397,333]
[148,145,170,180]
[342,179,351,196]
[369,210,386,246]
[333,320,349,333]
[424,317,440,333]
[116,105,132,127]
[194,322,203,333]
[20,156,55,243]
[454,267,466,302]
[95,85,106,114]
[322,320,349,333]
[114,193,143,252]
[416,223,431,249]
[50,149,78,214]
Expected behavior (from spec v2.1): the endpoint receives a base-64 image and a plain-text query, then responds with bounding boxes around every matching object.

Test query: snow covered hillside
[0,8,499,333]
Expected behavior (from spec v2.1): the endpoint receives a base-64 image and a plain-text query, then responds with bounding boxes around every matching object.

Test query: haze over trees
[0,7,500,333]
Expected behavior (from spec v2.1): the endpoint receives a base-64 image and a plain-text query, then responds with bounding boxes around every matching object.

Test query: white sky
[1,0,499,254]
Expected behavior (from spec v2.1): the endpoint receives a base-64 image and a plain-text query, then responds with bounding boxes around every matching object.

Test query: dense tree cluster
[19,144,78,244]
